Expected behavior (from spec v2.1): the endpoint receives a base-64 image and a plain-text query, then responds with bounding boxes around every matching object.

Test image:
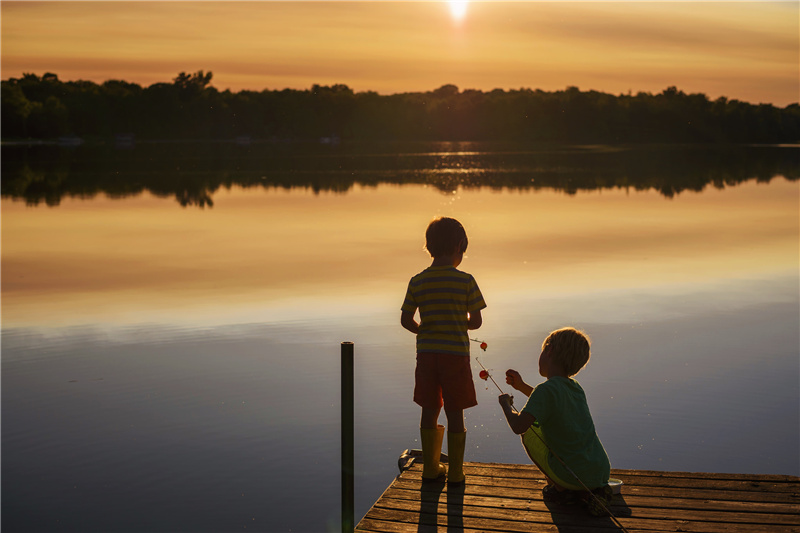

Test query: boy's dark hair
[542,327,591,377]
[425,217,468,257]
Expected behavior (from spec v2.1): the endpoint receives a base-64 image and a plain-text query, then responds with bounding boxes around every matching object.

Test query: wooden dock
[356,461,800,532]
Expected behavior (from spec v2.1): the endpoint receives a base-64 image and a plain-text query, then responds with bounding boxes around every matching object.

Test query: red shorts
[413,352,477,411]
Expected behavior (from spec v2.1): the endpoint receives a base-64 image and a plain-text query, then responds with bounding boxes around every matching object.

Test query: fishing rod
[477,357,630,533]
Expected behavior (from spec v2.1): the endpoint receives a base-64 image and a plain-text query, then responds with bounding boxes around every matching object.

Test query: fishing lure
[475,357,507,397]
[470,338,488,351]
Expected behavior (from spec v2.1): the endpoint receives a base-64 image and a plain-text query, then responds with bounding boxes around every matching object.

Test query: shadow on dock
[544,495,631,532]
[415,480,467,533]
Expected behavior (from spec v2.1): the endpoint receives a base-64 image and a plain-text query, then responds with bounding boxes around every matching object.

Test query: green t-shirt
[522,376,610,489]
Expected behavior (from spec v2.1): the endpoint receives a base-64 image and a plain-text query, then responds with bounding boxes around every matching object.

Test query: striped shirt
[401,266,487,356]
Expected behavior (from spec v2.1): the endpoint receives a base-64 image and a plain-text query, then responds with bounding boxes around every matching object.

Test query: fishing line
[477,358,629,533]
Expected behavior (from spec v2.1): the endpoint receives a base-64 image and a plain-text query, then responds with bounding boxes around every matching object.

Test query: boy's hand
[506,369,534,397]
[505,369,523,390]
[498,393,514,408]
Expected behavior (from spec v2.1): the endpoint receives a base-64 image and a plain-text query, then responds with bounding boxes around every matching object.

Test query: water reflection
[1,142,797,207]
[2,178,797,329]
[2,281,797,532]
[2,151,798,531]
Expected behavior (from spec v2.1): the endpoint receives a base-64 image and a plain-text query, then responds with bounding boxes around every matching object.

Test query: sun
[448,0,468,23]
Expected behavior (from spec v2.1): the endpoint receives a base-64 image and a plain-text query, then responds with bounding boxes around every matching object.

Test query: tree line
[2,71,799,143]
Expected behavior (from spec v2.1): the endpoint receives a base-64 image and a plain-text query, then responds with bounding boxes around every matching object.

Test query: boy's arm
[498,394,536,435]
[467,309,482,330]
[400,310,419,334]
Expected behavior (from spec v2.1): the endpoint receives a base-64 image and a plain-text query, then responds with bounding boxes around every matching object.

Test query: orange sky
[1,1,798,106]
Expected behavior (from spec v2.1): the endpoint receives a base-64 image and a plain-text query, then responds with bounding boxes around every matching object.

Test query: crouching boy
[498,327,612,515]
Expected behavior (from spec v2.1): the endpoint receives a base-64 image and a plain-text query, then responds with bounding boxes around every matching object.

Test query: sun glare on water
[448,0,468,23]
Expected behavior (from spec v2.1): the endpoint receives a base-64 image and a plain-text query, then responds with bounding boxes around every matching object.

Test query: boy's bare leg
[529,458,566,490]
[420,407,442,429]
[444,409,465,433]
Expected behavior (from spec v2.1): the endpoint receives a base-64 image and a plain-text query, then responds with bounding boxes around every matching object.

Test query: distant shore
[3,72,799,145]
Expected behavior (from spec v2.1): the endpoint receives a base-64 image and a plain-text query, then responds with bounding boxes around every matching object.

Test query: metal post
[341,341,354,533]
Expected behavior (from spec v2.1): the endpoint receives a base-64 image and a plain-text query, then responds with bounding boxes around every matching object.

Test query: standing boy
[498,327,613,515]
[401,217,487,484]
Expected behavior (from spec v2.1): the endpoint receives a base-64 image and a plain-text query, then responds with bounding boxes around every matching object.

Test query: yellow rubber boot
[420,425,447,481]
[447,431,467,484]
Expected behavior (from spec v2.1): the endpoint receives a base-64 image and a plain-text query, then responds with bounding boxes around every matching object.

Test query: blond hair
[542,327,591,377]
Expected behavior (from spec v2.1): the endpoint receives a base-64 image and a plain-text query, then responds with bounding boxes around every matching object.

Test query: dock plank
[384,484,798,522]
[356,461,800,533]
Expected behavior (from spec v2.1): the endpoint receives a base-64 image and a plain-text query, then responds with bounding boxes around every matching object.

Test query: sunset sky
[1,1,798,106]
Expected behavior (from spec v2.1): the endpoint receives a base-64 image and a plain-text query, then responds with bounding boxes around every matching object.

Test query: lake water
[2,142,798,532]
